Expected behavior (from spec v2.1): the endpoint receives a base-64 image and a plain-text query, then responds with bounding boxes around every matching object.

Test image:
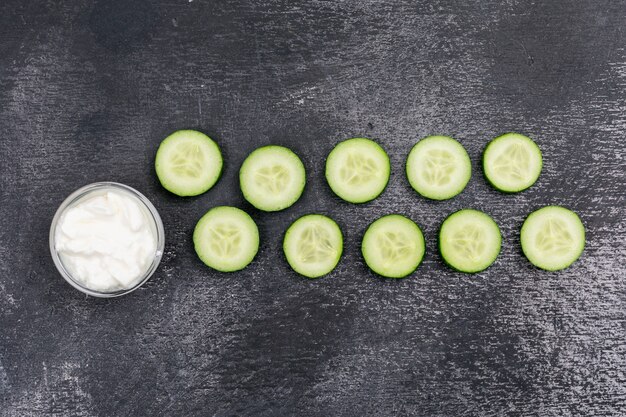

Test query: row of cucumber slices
[155,131,542,204]
[193,206,584,277]
[155,130,585,277]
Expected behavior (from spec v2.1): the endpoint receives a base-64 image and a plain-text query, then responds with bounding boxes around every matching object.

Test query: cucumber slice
[239,146,306,211]
[193,206,259,272]
[406,135,471,200]
[283,214,343,278]
[521,206,585,271]
[439,209,501,273]
[155,130,223,197]
[325,138,390,203]
[483,133,542,193]
[361,215,425,278]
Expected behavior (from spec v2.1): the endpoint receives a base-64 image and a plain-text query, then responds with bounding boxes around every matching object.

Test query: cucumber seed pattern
[535,218,574,255]
[297,226,335,263]
[170,143,204,178]
[208,223,242,258]
[451,225,486,261]
[377,231,412,266]
[493,143,530,181]
[254,165,290,194]
[423,149,455,186]
[340,153,378,185]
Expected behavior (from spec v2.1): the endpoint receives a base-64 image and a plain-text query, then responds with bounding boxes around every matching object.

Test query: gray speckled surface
[1,0,625,416]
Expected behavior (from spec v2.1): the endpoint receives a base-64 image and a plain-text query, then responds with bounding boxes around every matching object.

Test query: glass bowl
[49,182,165,298]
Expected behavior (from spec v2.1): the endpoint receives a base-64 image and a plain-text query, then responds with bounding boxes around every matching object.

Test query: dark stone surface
[1,0,625,415]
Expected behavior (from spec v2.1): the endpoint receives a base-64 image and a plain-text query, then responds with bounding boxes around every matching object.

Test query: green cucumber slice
[439,209,501,273]
[361,214,425,278]
[193,206,259,272]
[239,146,306,212]
[406,135,472,200]
[325,138,390,203]
[283,214,343,278]
[521,206,585,271]
[483,133,542,193]
[155,130,223,196]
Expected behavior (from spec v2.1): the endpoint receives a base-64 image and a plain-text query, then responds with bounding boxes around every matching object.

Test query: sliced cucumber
[325,138,390,203]
[239,146,306,212]
[361,215,425,278]
[483,133,542,193]
[283,214,343,278]
[155,130,223,197]
[439,209,501,273]
[521,206,585,271]
[406,135,471,200]
[193,206,259,272]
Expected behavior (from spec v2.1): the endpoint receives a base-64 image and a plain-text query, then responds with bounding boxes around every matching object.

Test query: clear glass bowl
[49,182,165,298]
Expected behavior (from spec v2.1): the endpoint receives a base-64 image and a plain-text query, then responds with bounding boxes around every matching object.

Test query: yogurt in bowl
[50,182,165,297]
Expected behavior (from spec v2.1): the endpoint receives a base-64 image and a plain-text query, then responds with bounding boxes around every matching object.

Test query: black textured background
[1,1,625,416]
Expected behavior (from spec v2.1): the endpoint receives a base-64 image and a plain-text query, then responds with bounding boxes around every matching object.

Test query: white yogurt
[55,189,158,292]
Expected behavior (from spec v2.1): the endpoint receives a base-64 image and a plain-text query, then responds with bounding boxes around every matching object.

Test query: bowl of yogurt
[50,182,165,297]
